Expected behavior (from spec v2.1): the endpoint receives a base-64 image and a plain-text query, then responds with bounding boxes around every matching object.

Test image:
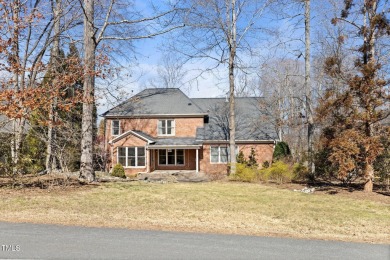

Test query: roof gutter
[146,145,202,149]
[103,114,208,119]
[201,140,276,144]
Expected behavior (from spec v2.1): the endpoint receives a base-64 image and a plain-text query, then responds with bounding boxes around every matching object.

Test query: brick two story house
[102,88,277,176]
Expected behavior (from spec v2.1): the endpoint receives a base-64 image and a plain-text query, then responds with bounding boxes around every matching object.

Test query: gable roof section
[110,130,156,144]
[102,88,205,117]
[193,97,278,141]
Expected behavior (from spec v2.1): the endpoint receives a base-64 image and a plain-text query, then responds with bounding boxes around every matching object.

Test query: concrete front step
[138,171,209,182]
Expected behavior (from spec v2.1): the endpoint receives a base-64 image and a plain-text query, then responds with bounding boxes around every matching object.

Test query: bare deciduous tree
[79,0,184,182]
[168,0,272,174]
[149,53,187,89]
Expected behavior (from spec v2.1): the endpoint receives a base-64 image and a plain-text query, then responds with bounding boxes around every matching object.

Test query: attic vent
[188,103,192,106]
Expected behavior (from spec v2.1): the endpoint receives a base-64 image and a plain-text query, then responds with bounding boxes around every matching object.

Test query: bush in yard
[292,163,309,181]
[230,163,258,182]
[374,133,390,191]
[247,147,258,168]
[262,161,293,184]
[111,164,126,178]
[273,141,291,161]
[314,148,339,182]
[236,150,247,164]
[262,160,270,169]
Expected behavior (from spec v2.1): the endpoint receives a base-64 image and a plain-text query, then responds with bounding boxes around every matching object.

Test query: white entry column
[196,148,199,173]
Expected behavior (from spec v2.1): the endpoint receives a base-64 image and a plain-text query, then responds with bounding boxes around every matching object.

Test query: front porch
[146,141,202,173]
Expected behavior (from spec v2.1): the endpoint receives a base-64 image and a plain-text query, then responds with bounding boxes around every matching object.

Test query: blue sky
[97,0,343,114]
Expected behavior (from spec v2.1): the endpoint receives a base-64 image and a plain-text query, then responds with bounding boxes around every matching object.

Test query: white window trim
[112,120,120,136]
[157,119,175,136]
[158,149,185,166]
[210,145,238,164]
[117,146,146,168]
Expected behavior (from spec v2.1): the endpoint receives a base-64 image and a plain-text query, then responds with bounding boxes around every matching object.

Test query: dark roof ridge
[135,88,205,113]
[102,88,205,117]
[101,88,182,116]
[191,96,263,99]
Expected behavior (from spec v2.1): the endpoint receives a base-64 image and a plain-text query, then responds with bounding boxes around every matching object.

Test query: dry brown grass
[0,180,389,244]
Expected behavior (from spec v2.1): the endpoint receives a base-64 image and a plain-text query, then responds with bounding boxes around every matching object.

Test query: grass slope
[0,181,389,244]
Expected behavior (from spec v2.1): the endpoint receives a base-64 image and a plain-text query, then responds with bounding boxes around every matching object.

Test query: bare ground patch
[261,181,390,204]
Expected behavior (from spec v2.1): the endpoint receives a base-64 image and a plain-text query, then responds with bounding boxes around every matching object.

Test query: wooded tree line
[0,0,388,192]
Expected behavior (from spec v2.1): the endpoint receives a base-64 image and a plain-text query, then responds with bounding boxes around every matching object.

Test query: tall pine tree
[318,0,389,192]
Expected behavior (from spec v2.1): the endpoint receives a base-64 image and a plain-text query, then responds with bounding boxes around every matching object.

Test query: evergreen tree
[25,43,84,173]
[273,142,291,161]
[236,150,247,164]
[247,148,258,168]
[317,0,389,192]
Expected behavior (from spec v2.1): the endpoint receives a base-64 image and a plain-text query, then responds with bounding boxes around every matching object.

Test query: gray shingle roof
[103,88,277,142]
[0,115,13,133]
[153,137,201,146]
[102,88,205,117]
[193,98,277,141]
[0,115,30,134]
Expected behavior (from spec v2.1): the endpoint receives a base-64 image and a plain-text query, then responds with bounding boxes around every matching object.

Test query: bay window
[117,147,145,167]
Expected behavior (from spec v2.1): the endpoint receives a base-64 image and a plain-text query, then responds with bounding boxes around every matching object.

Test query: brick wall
[105,117,204,142]
[237,144,274,168]
[105,116,274,176]
[199,145,229,175]
[200,143,275,175]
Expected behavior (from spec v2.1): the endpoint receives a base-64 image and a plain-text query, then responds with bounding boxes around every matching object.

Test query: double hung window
[112,120,120,136]
[210,146,238,163]
[158,119,175,136]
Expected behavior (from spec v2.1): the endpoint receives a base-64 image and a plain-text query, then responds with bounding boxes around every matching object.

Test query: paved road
[0,222,388,259]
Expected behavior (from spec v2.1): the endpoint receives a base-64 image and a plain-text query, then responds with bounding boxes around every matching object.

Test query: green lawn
[1,181,389,244]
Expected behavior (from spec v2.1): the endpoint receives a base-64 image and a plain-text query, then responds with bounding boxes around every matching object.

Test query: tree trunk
[361,0,378,192]
[10,0,22,176]
[363,164,374,192]
[277,78,283,142]
[79,0,96,182]
[304,0,315,177]
[229,58,236,175]
[228,0,237,175]
[46,115,54,173]
[46,0,61,174]
[11,119,24,175]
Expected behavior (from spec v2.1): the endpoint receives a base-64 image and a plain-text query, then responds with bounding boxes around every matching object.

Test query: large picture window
[117,147,145,167]
[210,146,238,163]
[157,119,175,136]
[112,120,120,136]
[158,149,184,165]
